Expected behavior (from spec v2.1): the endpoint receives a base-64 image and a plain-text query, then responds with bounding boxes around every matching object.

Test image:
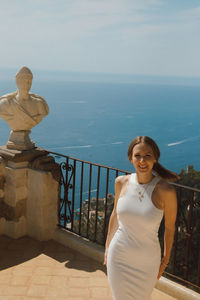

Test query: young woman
[104,136,178,300]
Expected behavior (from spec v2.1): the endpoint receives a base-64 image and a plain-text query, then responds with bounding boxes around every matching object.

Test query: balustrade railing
[49,151,200,292]
[50,151,129,244]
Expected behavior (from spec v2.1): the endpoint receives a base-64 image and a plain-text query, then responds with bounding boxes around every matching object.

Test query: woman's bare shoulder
[115,174,131,186]
[114,175,132,201]
[156,179,176,195]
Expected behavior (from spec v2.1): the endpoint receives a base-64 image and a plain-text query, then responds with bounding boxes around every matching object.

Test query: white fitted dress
[107,173,163,300]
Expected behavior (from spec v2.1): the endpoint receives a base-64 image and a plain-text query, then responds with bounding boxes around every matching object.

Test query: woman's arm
[104,176,125,265]
[157,184,177,279]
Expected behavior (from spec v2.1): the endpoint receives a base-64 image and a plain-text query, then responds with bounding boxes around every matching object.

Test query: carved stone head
[15,66,33,93]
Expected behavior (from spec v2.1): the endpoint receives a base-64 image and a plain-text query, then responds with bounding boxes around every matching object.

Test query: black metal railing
[50,151,130,244]
[49,151,200,292]
[162,182,200,292]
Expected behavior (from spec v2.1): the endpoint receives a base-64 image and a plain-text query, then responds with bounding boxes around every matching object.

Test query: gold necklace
[135,176,154,201]
[136,183,151,201]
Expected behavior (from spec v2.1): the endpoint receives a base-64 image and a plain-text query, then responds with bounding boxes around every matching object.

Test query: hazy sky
[1,0,200,77]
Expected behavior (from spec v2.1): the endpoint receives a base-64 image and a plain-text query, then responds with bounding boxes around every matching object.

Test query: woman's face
[131,142,156,174]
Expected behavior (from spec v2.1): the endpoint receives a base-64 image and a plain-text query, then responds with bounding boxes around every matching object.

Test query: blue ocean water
[0,79,200,174]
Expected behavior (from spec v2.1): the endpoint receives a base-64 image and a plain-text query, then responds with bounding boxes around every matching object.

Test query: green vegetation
[73,194,114,245]
[162,166,200,290]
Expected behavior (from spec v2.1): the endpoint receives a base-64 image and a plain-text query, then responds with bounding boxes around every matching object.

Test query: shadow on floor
[0,235,107,274]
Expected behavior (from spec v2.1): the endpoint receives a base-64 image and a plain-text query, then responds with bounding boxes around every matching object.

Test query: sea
[0,72,200,176]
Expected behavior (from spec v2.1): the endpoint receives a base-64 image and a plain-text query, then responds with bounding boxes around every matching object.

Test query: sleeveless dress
[107,173,163,300]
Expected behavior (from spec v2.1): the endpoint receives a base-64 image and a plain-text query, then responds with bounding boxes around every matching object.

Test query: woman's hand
[157,259,168,280]
[104,248,108,266]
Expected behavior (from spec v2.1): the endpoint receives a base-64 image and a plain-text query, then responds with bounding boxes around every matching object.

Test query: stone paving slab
[0,235,177,299]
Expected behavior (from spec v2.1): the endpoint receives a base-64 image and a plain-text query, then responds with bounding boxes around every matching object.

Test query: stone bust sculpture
[0,66,49,150]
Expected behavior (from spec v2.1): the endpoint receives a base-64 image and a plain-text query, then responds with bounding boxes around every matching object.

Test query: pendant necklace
[135,177,153,201]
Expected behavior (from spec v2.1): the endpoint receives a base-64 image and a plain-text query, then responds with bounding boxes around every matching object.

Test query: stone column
[0,146,60,240]
[27,168,59,240]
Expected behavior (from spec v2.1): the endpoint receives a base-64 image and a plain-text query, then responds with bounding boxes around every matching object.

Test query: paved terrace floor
[0,235,177,300]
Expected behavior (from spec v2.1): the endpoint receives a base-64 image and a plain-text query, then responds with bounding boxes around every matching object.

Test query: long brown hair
[127,136,179,181]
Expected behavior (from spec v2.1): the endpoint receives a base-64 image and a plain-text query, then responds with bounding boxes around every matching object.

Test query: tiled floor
[0,235,177,300]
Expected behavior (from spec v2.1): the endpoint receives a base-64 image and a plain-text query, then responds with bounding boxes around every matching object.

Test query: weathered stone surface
[5,167,27,187]
[0,177,5,189]
[0,147,61,181]
[0,156,6,174]
[0,198,26,221]
[4,186,27,207]
[7,129,35,150]
[27,169,59,240]
[0,156,6,199]
[0,216,27,237]
[0,146,48,162]
[0,150,60,240]
[29,155,61,182]
[4,166,28,207]
[0,189,4,198]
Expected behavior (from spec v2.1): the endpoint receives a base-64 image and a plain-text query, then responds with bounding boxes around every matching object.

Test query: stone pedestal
[7,130,35,150]
[0,147,60,240]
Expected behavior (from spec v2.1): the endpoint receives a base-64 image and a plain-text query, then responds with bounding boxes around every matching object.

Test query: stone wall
[0,148,60,241]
